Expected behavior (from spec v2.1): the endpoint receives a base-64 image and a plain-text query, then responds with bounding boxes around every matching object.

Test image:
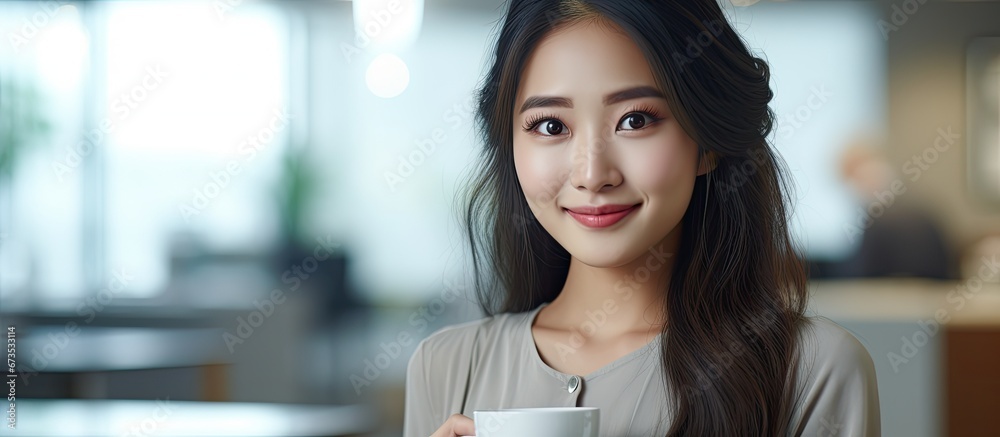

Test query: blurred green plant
[0,74,51,179]
[276,143,316,246]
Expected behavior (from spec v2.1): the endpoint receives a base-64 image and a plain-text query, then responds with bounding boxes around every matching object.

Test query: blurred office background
[0,0,999,435]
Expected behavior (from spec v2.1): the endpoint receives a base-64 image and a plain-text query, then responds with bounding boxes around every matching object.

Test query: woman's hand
[430,413,475,437]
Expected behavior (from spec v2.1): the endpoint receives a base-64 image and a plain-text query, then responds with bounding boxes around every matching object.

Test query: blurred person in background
[837,134,955,280]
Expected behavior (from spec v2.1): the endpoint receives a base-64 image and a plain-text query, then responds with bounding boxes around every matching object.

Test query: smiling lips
[563,203,641,228]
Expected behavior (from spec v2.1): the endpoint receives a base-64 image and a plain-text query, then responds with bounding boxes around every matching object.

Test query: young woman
[405,0,880,436]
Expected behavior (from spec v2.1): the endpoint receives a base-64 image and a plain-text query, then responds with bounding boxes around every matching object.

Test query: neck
[543,228,680,338]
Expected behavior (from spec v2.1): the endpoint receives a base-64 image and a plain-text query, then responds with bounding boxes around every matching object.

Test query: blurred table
[19,327,230,372]
[17,327,230,400]
[0,399,376,436]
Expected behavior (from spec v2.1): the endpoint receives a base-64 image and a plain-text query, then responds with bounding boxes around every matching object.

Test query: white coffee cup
[472,407,599,437]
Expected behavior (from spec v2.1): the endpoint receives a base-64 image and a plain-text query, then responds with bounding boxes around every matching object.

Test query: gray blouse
[404,303,880,436]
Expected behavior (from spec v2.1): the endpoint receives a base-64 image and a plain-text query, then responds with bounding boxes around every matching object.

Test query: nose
[568,131,622,193]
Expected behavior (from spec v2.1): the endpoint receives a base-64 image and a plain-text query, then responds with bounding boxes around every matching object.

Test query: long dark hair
[459,0,809,435]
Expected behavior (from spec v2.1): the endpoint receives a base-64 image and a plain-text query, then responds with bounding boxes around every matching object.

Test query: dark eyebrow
[604,86,665,106]
[518,96,572,114]
[518,86,666,115]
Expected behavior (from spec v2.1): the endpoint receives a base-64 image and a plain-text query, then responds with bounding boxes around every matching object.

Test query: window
[0,0,290,303]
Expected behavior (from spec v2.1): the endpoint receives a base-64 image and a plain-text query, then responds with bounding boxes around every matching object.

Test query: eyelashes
[623,104,665,123]
[520,104,666,136]
[522,112,559,133]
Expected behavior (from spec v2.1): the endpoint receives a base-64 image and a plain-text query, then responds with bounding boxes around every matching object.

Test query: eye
[618,112,654,131]
[536,120,565,136]
[523,114,568,137]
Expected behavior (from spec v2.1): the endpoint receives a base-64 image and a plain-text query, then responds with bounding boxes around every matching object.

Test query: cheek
[624,133,699,194]
[513,140,565,210]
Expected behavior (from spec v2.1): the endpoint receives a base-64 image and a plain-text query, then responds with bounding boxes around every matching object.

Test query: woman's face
[512,19,707,268]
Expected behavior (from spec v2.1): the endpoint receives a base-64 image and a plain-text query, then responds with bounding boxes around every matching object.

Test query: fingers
[431,413,475,437]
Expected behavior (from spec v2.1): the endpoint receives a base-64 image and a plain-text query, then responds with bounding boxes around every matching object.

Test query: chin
[560,239,650,268]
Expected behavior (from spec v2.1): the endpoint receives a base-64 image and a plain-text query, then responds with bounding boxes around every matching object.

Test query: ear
[696,150,717,176]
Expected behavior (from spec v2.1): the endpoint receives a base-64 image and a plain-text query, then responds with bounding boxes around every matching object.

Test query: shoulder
[796,316,873,361]
[788,316,881,436]
[405,311,531,437]
[404,308,534,422]
[795,315,877,379]
[407,309,534,370]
